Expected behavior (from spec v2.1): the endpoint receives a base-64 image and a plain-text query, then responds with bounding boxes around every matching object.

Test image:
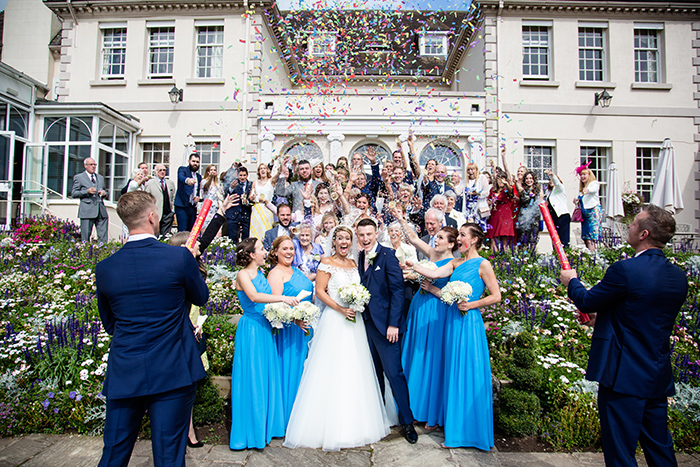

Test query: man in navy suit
[561,205,687,467]
[96,191,209,467]
[263,203,293,251]
[224,166,253,242]
[357,218,417,444]
[174,153,202,232]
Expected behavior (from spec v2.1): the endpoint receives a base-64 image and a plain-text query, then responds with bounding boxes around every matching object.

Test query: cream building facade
[1,0,699,238]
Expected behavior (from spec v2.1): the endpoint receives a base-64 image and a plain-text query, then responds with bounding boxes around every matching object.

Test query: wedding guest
[292,223,324,282]
[175,153,202,232]
[267,236,314,427]
[276,159,320,215]
[230,238,299,450]
[250,164,276,241]
[516,170,542,246]
[121,161,149,195]
[464,163,491,228]
[263,203,293,251]
[144,164,176,239]
[543,170,571,247]
[560,205,688,467]
[486,168,518,252]
[72,157,109,243]
[225,166,253,243]
[445,191,466,230]
[576,165,602,251]
[315,212,338,253]
[312,184,337,224]
[386,221,418,286]
[199,165,225,234]
[399,221,458,430]
[410,223,501,450]
[336,156,349,169]
[126,169,148,193]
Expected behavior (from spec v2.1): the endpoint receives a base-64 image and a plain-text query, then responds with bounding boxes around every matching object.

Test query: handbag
[572,206,584,223]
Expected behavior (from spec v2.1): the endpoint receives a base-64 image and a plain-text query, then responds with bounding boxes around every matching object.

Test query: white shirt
[127,233,157,243]
[580,181,600,210]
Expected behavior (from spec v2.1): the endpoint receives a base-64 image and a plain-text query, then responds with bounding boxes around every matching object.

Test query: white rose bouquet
[263,302,293,334]
[291,301,321,336]
[440,281,474,315]
[338,283,371,323]
[416,260,438,294]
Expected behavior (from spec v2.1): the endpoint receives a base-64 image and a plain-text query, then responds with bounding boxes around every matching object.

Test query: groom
[357,218,417,444]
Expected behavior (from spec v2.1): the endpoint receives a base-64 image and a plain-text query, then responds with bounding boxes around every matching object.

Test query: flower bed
[0,217,698,451]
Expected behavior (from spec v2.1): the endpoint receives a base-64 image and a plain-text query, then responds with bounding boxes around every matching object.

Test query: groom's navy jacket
[359,244,406,335]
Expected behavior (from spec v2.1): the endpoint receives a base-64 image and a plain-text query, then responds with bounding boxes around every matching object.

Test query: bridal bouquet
[338,283,371,323]
[416,260,438,294]
[263,302,293,334]
[440,281,473,315]
[291,301,321,336]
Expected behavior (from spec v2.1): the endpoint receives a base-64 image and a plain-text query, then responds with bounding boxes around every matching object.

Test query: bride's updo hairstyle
[236,238,258,268]
[332,226,353,243]
[461,223,486,250]
[440,226,459,252]
[268,235,292,266]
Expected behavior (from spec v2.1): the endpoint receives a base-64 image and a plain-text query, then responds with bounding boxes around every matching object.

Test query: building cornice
[478,0,699,16]
[43,1,274,16]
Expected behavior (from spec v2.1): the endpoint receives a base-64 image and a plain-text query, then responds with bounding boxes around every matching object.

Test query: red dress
[487,188,518,239]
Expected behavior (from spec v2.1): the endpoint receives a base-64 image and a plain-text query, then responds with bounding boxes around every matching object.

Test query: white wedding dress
[283,263,391,451]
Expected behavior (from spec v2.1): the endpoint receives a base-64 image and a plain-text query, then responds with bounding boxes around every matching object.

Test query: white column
[468,135,486,170]
[259,132,275,165]
[327,132,345,163]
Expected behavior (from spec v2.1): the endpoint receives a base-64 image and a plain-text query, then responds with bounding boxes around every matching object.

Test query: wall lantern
[594,89,612,108]
[168,86,184,104]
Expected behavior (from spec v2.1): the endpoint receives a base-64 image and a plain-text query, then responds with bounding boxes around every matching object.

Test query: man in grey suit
[417,208,460,261]
[71,157,109,243]
[275,159,319,215]
[144,163,177,238]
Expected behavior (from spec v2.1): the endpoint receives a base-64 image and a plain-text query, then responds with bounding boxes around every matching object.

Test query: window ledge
[137,78,176,86]
[90,79,126,87]
[519,80,560,87]
[185,78,225,85]
[631,82,673,90]
[575,81,616,89]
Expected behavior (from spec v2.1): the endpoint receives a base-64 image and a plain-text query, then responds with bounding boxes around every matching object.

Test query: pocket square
[374,266,381,271]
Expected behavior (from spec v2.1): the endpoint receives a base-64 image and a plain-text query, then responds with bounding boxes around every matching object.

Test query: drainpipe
[496,0,503,155]
[240,0,252,164]
[67,0,79,26]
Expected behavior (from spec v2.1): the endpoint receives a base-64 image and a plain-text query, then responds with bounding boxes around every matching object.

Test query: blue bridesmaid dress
[401,257,451,427]
[443,257,494,450]
[230,271,285,450]
[274,267,314,426]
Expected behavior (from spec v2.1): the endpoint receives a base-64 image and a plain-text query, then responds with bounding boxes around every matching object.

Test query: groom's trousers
[365,318,414,426]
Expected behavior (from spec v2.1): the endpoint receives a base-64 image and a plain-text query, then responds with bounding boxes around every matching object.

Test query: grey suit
[417,233,460,261]
[145,177,177,237]
[275,178,320,214]
[71,171,109,242]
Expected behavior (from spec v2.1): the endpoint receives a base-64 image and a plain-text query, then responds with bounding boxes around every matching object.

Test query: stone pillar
[259,132,275,165]
[327,132,345,164]
[468,135,486,170]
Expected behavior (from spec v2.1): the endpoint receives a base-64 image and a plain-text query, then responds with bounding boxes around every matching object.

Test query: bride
[283,226,391,451]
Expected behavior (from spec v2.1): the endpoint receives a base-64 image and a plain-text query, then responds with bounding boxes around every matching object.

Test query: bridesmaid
[409,223,501,450]
[267,236,314,427]
[231,238,300,450]
[396,213,458,429]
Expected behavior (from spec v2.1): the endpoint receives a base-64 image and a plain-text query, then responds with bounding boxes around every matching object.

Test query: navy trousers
[175,205,197,232]
[98,383,196,467]
[365,318,414,426]
[598,385,677,467]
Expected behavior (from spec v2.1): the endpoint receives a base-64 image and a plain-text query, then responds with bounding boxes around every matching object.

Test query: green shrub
[514,331,536,349]
[207,338,234,376]
[193,376,225,426]
[669,408,700,452]
[541,389,601,450]
[509,365,543,392]
[513,347,536,369]
[497,387,541,437]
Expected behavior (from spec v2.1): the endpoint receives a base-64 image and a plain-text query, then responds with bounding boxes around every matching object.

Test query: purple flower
[53,408,59,414]
[69,391,76,400]
[42,399,50,409]
[76,395,82,401]
[48,392,55,399]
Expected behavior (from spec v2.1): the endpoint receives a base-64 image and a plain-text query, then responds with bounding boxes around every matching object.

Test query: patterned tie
[91,174,96,185]
[161,179,166,192]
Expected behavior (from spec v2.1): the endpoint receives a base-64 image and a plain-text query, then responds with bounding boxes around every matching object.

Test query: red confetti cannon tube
[538,201,590,324]
[185,198,213,250]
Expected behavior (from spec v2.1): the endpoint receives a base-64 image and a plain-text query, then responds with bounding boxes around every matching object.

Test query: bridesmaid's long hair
[236,238,258,268]
[462,223,486,250]
[440,226,459,252]
[268,235,293,266]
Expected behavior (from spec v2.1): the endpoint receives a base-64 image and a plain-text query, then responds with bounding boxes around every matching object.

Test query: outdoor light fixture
[168,86,183,104]
[594,89,612,108]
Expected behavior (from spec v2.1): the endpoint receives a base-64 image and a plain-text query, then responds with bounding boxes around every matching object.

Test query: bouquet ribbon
[186,198,213,250]
[538,202,590,324]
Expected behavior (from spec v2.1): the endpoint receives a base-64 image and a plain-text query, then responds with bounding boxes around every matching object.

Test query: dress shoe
[403,424,418,444]
[187,439,204,448]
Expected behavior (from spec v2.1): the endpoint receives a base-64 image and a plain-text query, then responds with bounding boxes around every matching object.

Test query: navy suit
[567,248,687,467]
[359,244,414,426]
[96,238,209,467]
[263,225,290,251]
[225,180,253,242]
[174,166,202,232]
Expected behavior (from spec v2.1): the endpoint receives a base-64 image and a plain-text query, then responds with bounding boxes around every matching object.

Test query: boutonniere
[311,254,321,262]
[367,252,378,264]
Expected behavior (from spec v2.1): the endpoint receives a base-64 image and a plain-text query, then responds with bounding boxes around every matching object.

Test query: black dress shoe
[187,439,204,448]
[403,424,418,444]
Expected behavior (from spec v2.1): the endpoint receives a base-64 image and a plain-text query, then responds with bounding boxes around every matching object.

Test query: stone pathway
[1,428,699,466]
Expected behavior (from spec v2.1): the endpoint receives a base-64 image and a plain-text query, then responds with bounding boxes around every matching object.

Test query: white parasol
[650,138,684,214]
[605,162,624,221]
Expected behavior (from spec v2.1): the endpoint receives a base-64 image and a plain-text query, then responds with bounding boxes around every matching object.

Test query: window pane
[524,146,553,181]
[9,106,28,139]
[283,141,323,163]
[419,141,461,170]
[101,28,126,78]
[194,142,221,169]
[48,146,64,198]
[44,117,67,142]
[69,117,92,142]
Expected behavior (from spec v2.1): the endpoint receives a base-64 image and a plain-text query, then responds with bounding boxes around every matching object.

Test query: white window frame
[100,24,127,80]
[308,32,337,57]
[419,32,448,57]
[147,22,175,79]
[524,140,555,181]
[141,140,171,176]
[580,144,611,212]
[195,21,224,78]
[636,143,660,202]
[522,21,552,80]
[194,140,221,171]
[634,23,663,84]
[578,23,608,82]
